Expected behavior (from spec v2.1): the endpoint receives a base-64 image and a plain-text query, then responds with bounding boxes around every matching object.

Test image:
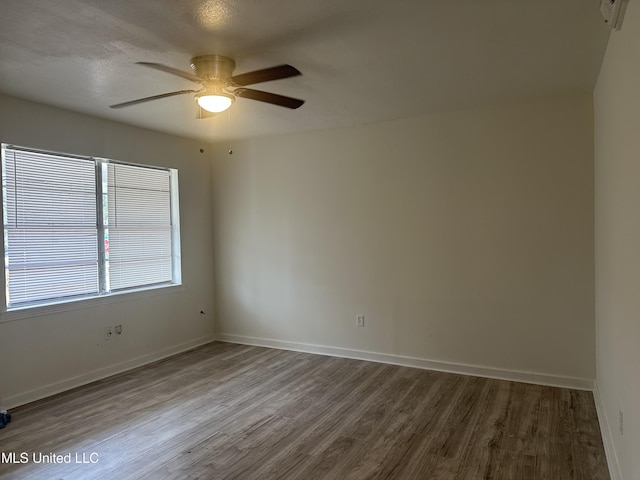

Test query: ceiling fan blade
[137,62,202,83]
[234,88,304,109]
[110,90,199,109]
[230,64,301,86]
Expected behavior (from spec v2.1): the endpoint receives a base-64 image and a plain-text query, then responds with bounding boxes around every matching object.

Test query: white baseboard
[215,333,594,391]
[5,335,216,409]
[593,382,623,480]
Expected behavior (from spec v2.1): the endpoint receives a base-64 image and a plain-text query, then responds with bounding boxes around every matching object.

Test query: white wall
[594,1,640,478]
[211,94,595,384]
[0,94,216,408]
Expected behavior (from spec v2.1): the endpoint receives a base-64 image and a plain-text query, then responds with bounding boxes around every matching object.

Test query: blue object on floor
[0,412,11,429]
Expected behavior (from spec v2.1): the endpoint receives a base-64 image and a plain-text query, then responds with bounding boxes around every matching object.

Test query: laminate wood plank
[292,435,361,480]
[290,363,393,456]
[426,376,490,459]
[0,342,610,480]
[411,373,468,437]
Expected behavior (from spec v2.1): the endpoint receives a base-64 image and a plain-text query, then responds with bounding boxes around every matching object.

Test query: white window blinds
[2,148,99,306]
[1,144,181,310]
[107,163,173,291]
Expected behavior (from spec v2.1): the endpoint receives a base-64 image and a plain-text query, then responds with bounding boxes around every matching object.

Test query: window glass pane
[6,230,98,304]
[107,163,173,291]
[2,148,98,307]
[108,229,173,290]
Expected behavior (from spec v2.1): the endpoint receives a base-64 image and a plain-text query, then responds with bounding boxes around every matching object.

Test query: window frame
[0,144,182,319]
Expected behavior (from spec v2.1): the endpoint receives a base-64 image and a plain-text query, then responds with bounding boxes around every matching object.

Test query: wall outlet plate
[356,315,365,327]
[104,327,113,340]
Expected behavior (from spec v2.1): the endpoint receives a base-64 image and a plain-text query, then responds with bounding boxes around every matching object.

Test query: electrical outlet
[104,327,113,341]
[115,325,123,335]
[356,315,365,327]
[619,410,624,435]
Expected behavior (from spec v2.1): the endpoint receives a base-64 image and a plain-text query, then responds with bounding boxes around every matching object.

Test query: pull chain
[227,108,233,155]
[198,107,207,156]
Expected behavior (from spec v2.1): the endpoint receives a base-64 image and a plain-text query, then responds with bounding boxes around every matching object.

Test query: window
[1,144,181,310]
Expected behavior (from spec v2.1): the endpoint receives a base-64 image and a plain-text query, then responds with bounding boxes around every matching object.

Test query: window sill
[0,283,185,324]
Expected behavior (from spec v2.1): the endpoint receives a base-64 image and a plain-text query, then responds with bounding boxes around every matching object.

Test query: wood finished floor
[0,342,609,480]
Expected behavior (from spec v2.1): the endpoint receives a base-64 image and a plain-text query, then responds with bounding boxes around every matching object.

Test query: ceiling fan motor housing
[190,55,236,81]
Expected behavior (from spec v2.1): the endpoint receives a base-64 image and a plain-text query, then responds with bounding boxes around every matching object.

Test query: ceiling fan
[110,55,305,116]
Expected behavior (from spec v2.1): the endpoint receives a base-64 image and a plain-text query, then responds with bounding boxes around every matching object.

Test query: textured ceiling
[0,0,610,141]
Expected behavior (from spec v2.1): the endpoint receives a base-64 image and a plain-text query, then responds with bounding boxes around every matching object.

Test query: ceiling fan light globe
[196,93,234,113]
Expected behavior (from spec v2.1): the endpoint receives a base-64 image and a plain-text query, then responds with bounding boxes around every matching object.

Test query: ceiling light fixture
[196,91,234,113]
